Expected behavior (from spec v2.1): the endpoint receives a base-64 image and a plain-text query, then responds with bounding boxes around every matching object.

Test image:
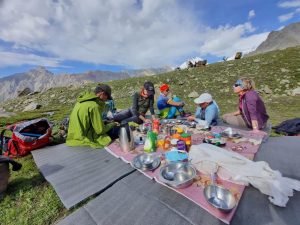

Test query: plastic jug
[119,123,135,152]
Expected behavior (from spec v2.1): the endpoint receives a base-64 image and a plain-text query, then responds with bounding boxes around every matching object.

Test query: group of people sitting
[66,77,269,148]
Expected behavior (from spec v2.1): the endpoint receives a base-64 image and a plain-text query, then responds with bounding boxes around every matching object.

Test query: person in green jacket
[66,84,119,148]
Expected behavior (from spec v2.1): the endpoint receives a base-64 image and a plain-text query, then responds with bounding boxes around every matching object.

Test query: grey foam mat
[57,137,300,225]
[32,144,135,209]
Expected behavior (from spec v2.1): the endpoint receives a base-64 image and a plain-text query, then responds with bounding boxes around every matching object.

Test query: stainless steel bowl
[131,153,161,171]
[221,131,242,139]
[204,185,237,212]
[159,162,196,189]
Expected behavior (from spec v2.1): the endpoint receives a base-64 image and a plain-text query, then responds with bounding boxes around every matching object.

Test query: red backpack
[0,118,52,157]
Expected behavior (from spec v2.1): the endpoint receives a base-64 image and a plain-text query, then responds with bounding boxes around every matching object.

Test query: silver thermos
[119,123,135,152]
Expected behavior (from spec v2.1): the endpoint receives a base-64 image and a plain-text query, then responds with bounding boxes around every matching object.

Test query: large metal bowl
[131,153,161,171]
[158,162,196,189]
[204,185,237,212]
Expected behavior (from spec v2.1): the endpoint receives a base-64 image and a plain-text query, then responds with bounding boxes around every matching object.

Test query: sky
[0,0,300,77]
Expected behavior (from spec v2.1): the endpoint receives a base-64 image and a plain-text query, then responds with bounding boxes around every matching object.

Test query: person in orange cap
[157,83,185,119]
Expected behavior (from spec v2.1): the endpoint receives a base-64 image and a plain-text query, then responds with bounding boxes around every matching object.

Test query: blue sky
[0,0,300,77]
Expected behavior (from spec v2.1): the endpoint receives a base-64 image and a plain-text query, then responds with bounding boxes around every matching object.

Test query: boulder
[17,87,32,97]
[280,68,290,73]
[0,109,16,118]
[188,91,199,98]
[178,81,185,85]
[262,85,273,94]
[279,79,290,84]
[234,52,242,59]
[23,102,41,112]
[291,87,300,96]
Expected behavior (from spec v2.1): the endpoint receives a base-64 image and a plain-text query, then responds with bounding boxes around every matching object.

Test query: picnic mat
[105,126,266,224]
[31,144,135,209]
[58,136,300,225]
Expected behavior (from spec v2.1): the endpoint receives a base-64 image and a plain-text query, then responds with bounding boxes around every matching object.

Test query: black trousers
[107,126,120,140]
[113,109,143,125]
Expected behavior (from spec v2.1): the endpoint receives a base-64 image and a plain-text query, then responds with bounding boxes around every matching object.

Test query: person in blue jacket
[187,93,219,126]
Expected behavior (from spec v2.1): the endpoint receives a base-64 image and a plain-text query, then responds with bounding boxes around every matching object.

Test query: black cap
[144,81,155,96]
[94,84,112,100]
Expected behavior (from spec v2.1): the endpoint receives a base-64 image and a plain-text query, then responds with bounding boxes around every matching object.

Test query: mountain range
[247,21,300,56]
[1,21,300,103]
[0,66,171,102]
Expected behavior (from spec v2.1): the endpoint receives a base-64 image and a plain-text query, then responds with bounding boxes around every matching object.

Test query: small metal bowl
[221,131,242,139]
[204,185,237,212]
[131,153,161,171]
[159,162,196,189]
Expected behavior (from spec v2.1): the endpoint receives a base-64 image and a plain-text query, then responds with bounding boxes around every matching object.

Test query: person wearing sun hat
[112,81,156,124]
[222,77,269,131]
[157,83,185,119]
[187,93,220,126]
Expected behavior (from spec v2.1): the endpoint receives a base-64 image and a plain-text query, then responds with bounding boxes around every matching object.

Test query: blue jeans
[167,96,184,119]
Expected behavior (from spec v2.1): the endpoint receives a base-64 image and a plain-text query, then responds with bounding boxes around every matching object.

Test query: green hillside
[0,46,300,225]
[1,46,300,126]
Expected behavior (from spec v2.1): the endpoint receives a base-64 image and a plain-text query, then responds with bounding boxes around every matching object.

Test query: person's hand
[233,111,240,116]
[144,119,151,124]
[187,116,195,121]
[113,122,120,126]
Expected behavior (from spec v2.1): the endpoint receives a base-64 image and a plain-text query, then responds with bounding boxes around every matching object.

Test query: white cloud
[278,0,300,8]
[0,0,269,68]
[199,22,268,57]
[278,12,295,22]
[0,51,61,67]
[248,10,255,19]
[278,0,300,22]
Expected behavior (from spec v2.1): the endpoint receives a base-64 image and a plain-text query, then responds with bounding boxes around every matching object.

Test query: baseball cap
[160,83,169,92]
[94,84,112,100]
[194,93,213,104]
[144,81,155,96]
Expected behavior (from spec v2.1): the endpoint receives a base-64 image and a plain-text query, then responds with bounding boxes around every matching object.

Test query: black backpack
[273,118,300,135]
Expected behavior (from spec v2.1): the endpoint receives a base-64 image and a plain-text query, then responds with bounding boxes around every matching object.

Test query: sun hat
[194,93,213,104]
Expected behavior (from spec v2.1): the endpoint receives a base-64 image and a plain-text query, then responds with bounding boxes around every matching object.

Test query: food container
[172,133,181,139]
[177,140,186,152]
[180,133,192,143]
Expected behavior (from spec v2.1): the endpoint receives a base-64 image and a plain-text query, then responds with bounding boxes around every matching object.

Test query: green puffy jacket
[66,91,115,148]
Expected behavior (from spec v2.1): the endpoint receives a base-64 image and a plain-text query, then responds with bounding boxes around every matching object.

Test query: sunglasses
[233,83,241,87]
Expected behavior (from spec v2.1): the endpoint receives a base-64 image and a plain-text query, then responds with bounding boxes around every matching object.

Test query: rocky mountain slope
[0,66,171,103]
[1,46,299,127]
[248,21,300,56]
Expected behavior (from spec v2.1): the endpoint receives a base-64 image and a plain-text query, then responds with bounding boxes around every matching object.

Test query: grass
[0,46,300,224]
